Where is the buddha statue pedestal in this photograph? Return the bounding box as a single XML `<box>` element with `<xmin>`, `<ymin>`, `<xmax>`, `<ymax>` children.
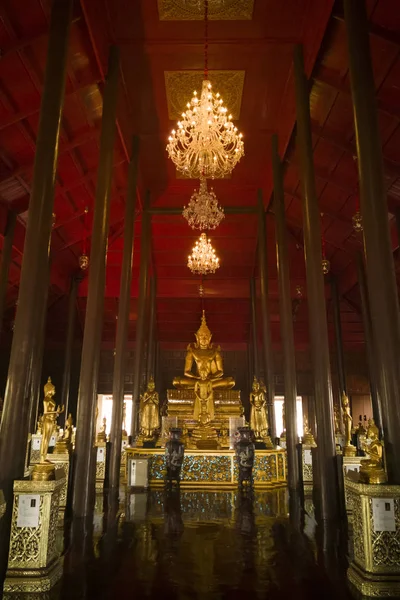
<box><xmin>345</xmin><ymin>478</ymin><xmax>400</xmax><ymax>597</ymax></box>
<box><xmin>95</xmin><ymin>442</ymin><xmax>107</xmax><ymax>491</ymax></box>
<box><xmin>46</xmin><ymin>451</ymin><xmax>70</xmax><ymax>518</ymax></box>
<box><xmin>191</xmin><ymin>423</ymin><xmax>219</xmax><ymax>450</ymax></box>
<box><xmin>3</xmin><ymin>477</ymin><xmax>65</xmax><ymax>593</ymax></box>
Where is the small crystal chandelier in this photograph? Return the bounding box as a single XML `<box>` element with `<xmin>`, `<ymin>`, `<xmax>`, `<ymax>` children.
<box><xmin>183</xmin><ymin>177</ymin><xmax>224</xmax><ymax>230</ymax></box>
<box><xmin>79</xmin><ymin>206</ymin><xmax>89</xmax><ymax>271</ymax></box>
<box><xmin>321</xmin><ymin>217</ymin><xmax>330</xmax><ymax>275</ymax></box>
<box><xmin>352</xmin><ymin>210</ymin><xmax>363</xmax><ymax>233</ymax></box>
<box><xmin>166</xmin><ymin>0</ymin><xmax>244</xmax><ymax>179</ymax></box>
<box><xmin>188</xmin><ymin>233</ymin><xmax>220</xmax><ymax>275</ymax></box>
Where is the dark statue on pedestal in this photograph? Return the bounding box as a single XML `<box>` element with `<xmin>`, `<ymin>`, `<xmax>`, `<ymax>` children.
<box><xmin>235</xmin><ymin>427</ymin><xmax>255</xmax><ymax>487</ymax></box>
<box><xmin>165</xmin><ymin>428</ymin><xmax>185</xmax><ymax>485</ymax></box>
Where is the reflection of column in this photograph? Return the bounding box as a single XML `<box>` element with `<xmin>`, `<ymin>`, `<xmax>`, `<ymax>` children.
<box><xmin>146</xmin><ymin>275</ymin><xmax>157</xmax><ymax>382</ymax></box>
<box><xmin>131</xmin><ymin>192</ymin><xmax>151</xmax><ymax>437</ymax></box>
<box><xmin>60</xmin><ymin>274</ymin><xmax>81</xmax><ymax>427</ymax></box>
<box><xmin>0</xmin><ymin>0</ymin><xmax>72</xmax><ymax>503</ymax></box>
<box><xmin>344</xmin><ymin>0</ymin><xmax>400</xmax><ymax>483</ymax></box>
<box><xmin>250</xmin><ymin>278</ymin><xmax>259</xmax><ymax>378</ymax></box>
<box><xmin>272</xmin><ymin>134</ymin><xmax>300</xmax><ymax>492</ymax></box>
<box><xmin>294</xmin><ymin>45</ymin><xmax>338</xmax><ymax>520</ymax></box>
<box><xmin>73</xmin><ymin>47</ymin><xmax>120</xmax><ymax>517</ymax></box>
<box><xmin>356</xmin><ymin>253</ymin><xmax>382</xmax><ymax>433</ymax></box>
<box><xmin>0</xmin><ymin>211</ymin><xmax>16</xmax><ymax>336</ymax></box>
<box><xmin>109</xmin><ymin>136</ymin><xmax>139</xmax><ymax>490</ymax></box>
<box><xmin>257</xmin><ymin>191</ymin><xmax>276</xmax><ymax>439</ymax></box>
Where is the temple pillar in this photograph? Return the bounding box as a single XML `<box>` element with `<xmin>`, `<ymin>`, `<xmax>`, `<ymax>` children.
<box><xmin>344</xmin><ymin>0</ymin><xmax>400</xmax><ymax>483</ymax></box>
<box><xmin>146</xmin><ymin>274</ymin><xmax>157</xmax><ymax>382</ymax></box>
<box><xmin>72</xmin><ymin>46</ymin><xmax>120</xmax><ymax>517</ymax></box>
<box><xmin>272</xmin><ymin>134</ymin><xmax>300</xmax><ymax>492</ymax></box>
<box><xmin>250</xmin><ymin>278</ymin><xmax>259</xmax><ymax>378</ymax></box>
<box><xmin>131</xmin><ymin>191</ymin><xmax>151</xmax><ymax>438</ymax></box>
<box><xmin>257</xmin><ymin>190</ymin><xmax>276</xmax><ymax>439</ymax></box>
<box><xmin>0</xmin><ymin>0</ymin><xmax>72</xmax><ymax>494</ymax></box>
<box><xmin>60</xmin><ymin>274</ymin><xmax>80</xmax><ymax>426</ymax></box>
<box><xmin>0</xmin><ymin>211</ymin><xmax>16</xmax><ymax>335</ymax></box>
<box><xmin>293</xmin><ymin>45</ymin><xmax>338</xmax><ymax>520</ymax></box>
<box><xmin>330</xmin><ymin>277</ymin><xmax>347</xmax><ymax>397</ymax></box>
<box><xmin>356</xmin><ymin>253</ymin><xmax>383</xmax><ymax>433</ymax></box>
<box><xmin>109</xmin><ymin>136</ymin><xmax>139</xmax><ymax>490</ymax></box>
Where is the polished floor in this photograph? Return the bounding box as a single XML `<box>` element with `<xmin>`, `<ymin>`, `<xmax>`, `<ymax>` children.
<box><xmin>39</xmin><ymin>488</ymin><xmax>364</xmax><ymax>600</ymax></box>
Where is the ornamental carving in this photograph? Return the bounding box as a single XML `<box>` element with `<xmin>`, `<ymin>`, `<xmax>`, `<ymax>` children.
<box><xmin>165</xmin><ymin>70</ymin><xmax>245</xmax><ymax>120</ymax></box>
<box><xmin>352</xmin><ymin>492</ymin><xmax>365</xmax><ymax>567</ymax></box>
<box><xmin>8</xmin><ymin>496</ymin><xmax>43</xmax><ymax>567</ymax></box>
<box><xmin>370</xmin><ymin>498</ymin><xmax>400</xmax><ymax>571</ymax></box>
<box><xmin>158</xmin><ymin>0</ymin><xmax>254</xmax><ymax>20</ymax></box>
<box><xmin>182</xmin><ymin>455</ymin><xmax>231</xmax><ymax>482</ymax></box>
<box><xmin>46</xmin><ymin>489</ymin><xmax>61</xmax><ymax>564</ymax></box>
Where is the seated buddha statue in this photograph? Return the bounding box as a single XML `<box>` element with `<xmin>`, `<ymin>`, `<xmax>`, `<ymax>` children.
<box><xmin>173</xmin><ymin>311</ymin><xmax>235</xmax><ymax>390</ymax></box>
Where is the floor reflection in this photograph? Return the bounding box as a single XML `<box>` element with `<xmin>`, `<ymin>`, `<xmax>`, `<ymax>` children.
<box><xmin>53</xmin><ymin>488</ymin><xmax>357</xmax><ymax>599</ymax></box>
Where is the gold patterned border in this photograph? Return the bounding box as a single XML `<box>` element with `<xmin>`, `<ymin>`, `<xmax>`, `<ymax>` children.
<box><xmin>164</xmin><ymin>70</ymin><xmax>245</xmax><ymax>120</ymax></box>
<box><xmin>158</xmin><ymin>0</ymin><xmax>254</xmax><ymax>21</ymax></box>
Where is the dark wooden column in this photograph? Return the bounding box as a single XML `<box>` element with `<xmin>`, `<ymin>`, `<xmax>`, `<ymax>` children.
<box><xmin>72</xmin><ymin>47</ymin><xmax>120</xmax><ymax>517</ymax></box>
<box><xmin>27</xmin><ymin>255</ymin><xmax>52</xmax><ymax>434</ymax></box>
<box><xmin>0</xmin><ymin>211</ymin><xmax>16</xmax><ymax>335</ymax></box>
<box><xmin>293</xmin><ymin>45</ymin><xmax>338</xmax><ymax>521</ymax></box>
<box><xmin>60</xmin><ymin>274</ymin><xmax>80</xmax><ymax>426</ymax></box>
<box><xmin>146</xmin><ymin>274</ymin><xmax>157</xmax><ymax>382</ymax></box>
<box><xmin>357</xmin><ymin>253</ymin><xmax>383</xmax><ymax>433</ymax></box>
<box><xmin>131</xmin><ymin>192</ymin><xmax>151</xmax><ymax>438</ymax></box>
<box><xmin>257</xmin><ymin>190</ymin><xmax>276</xmax><ymax>439</ymax></box>
<box><xmin>344</xmin><ymin>0</ymin><xmax>400</xmax><ymax>483</ymax></box>
<box><xmin>109</xmin><ymin>136</ymin><xmax>139</xmax><ymax>490</ymax></box>
<box><xmin>0</xmin><ymin>0</ymin><xmax>72</xmax><ymax>495</ymax></box>
<box><xmin>250</xmin><ymin>278</ymin><xmax>259</xmax><ymax>378</ymax></box>
<box><xmin>330</xmin><ymin>277</ymin><xmax>347</xmax><ymax>396</ymax></box>
<box><xmin>272</xmin><ymin>134</ymin><xmax>300</xmax><ymax>492</ymax></box>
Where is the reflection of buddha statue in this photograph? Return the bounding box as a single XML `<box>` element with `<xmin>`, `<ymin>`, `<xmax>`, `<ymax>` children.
<box><xmin>173</xmin><ymin>311</ymin><xmax>235</xmax><ymax>390</ymax></box>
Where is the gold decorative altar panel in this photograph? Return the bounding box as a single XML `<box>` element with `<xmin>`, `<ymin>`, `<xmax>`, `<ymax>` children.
<box><xmin>127</xmin><ymin>448</ymin><xmax>287</xmax><ymax>488</ymax></box>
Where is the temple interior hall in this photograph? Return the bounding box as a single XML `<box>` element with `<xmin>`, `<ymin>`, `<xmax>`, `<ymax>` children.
<box><xmin>1</xmin><ymin>0</ymin><xmax>400</xmax><ymax>598</ymax></box>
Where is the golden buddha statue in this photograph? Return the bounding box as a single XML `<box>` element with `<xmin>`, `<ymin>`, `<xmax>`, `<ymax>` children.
<box><xmin>139</xmin><ymin>377</ymin><xmax>160</xmax><ymax>440</ymax></box>
<box><xmin>302</xmin><ymin>416</ymin><xmax>316</xmax><ymax>447</ymax></box>
<box><xmin>122</xmin><ymin>402</ymin><xmax>128</xmax><ymax>437</ymax></box>
<box><xmin>33</xmin><ymin>377</ymin><xmax>64</xmax><ymax>480</ymax></box>
<box><xmin>250</xmin><ymin>377</ymin><xmax>273</xmax><ymax>448</ymax></box>
<box><xmin>342</xmin><ymin>391</ymin><xmax>357</xmax><ymax>457</ymax></box>
<box><xmin>65</xmin><ymin>413</ymin><xmax>73</xmax><ymax>445</ymax></box>
<box><xmin>97</xmin><ymin>417</ymin><xmax>107</xmax><ymax>443</ymax></box>
<box><xmin>334</xmin><ymin>404</ymin><xmax>342</xmax><ymax>435</ymax></box>
<box><xmin>193</xmin><ymin>368</ymin><xmax>215</xmax><ymax>425</ymax></box>
<box><xmin>360</xmin><ymin>423</ymin><xmax>387</xmax><ymax>484</ymax></box>
<box><xmin>173</xmin><ymin>311</ymin><xmax>235</xmax><ymax>390</ymax></box>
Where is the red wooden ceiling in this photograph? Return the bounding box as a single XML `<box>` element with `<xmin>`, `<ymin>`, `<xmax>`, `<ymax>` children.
<box><xmin>0</xmin><ymin>0</ymin><xmax>399</xmax><ymax>351</ymax></box>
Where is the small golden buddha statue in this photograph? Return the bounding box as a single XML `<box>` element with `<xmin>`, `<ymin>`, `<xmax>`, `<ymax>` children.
<box><xmin>302</xmin><ymin>416</ymin><xmax>316</xmax><ymax>447</ymax></box>
<box><xmin>219</xmin><ymin>427</ymin><xmax>230</xmax><ymax>449</ymax></box>
<box><xmin>64</xmin><ymin>413</ymin><xmax>73</xmax><ymax>444</ymax></box>
<box><xmin>32</xmin><ymin>377</ymin><xmax>64</xmax><ymax>480</ymax></box>
<box><xmin>36</xmin><ymin>414</ymin><xmax>44</xmax><ymax>435</ymax></box>
<box><xmin>193</xmin><ymin>368</ymin><xmax>215</xmax><ymax>425</ymax></box>
<box><xmin>334</xmin><ymin>404</ymin><xmax>342</xmax><ymax>435</ymax></box>
<box><xmin>122</xmin><ymin>402</ymin><xmax>128</xmax><ymax>437</ymax></box>
<box><xmin>173</xmin><ymin>311</ymin><xmax>235</xmax><ymax>390</ymax></box>
<box><xmin>342</xmin><ymin>392</ymin><xmax>357</xmax><ymax>457</ymax></box>
<box><xmin>250</xmin><ymin>377</ymin><xmax>273</xmax><ymax>448</ymax></box>
<box><xmin>139</xmin><ymin>377</ymin><xmax>160</xmax><ymax>440</ymax></box>
<box><xmin>280</xmin><ymin>402</ymin><xmax>286</xmax><ymax>441</ymax></box>
<box><xmin>97</xmin><ymin>417</ymin><xmax>107</xmax><ymax>443</ymax></box>
<box><xmin>360</xmin><ymin>424</ymin><xmax>387</xmax><ymax>484</ymax></box>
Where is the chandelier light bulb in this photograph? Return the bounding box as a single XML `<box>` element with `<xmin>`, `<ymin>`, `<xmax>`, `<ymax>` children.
<box><xmin>352</xmin><ymin>210</ymin><xmax>363</xmax><ymax>233</ymax></box>
<box><xmin>188</xmin><ymin>232</ymin><xmax>220</xmax><ymax>276</ymax></box>
<box><xmin>183</xmin><ymin>177</ymin><xmax>224</xmax><ymax>230</ymax></box>
<box><xmin>167</xmin><ymin>80</ymin><xmax>244</xmax><ymax>179</ymax></box>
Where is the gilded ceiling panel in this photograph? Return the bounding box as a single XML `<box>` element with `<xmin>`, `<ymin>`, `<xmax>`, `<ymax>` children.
<box><xmin>158</xmin><ymin>0</ymin><xmax>254</xmax><ymax>20</ymax></box>
<box><xmin>164</xmin><ymin>70</ymin><xmax>245</xmax><ymax>120</ymax></box>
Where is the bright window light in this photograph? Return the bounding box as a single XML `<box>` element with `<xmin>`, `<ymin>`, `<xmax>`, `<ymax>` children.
<box><xmin>274</xmin><ymin>396</ymin><xmax>303</xmax><ymax>438</ymax></box>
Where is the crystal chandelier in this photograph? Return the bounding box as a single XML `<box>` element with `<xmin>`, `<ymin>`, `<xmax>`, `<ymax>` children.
<box><xmin>188</xmin><ymin>233</ymin><xmax>220</xmax><ymax>275</ymax></box>
<box><xmin>183</xmin><ymin>177</ymin><xmax>224</xmax><ymax>230</ymax></box>
<box><xmin>166</xmin><ymin>0</ymin><xmax>244</xmax><ymax>179</ymax></box>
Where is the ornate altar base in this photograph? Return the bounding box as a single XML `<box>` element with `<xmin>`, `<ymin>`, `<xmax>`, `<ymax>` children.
<box><xmin>127</xmin><ymin>448</ymin><xmax>287</xmax><ymax>488</ymax></box>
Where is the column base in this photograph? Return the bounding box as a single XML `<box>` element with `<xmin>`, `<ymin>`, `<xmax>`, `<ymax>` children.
<box><xmin>3</xmin><ymin>558</ymin><xmax>63</xmax><ymax>594</ymax></box>
<box><xmin>348</xmin><ymin>561</ymin><xmax>400</xmax><ymax>597</ymax></box>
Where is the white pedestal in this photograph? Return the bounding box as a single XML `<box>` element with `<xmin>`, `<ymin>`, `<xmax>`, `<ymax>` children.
<box><xmin>302</xmin><ymin>445</ymin><xmax>314</xmax><ymax>489</ymax></box>
<box><xmin>127</xmin><ymin>456</ymin><xmax>149</xmax><ymax>488</ymax></box>
<box><xmin>95</xmin><ymin>442</ymin><xmax>107</xmax><ymax>491</ymax></box>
